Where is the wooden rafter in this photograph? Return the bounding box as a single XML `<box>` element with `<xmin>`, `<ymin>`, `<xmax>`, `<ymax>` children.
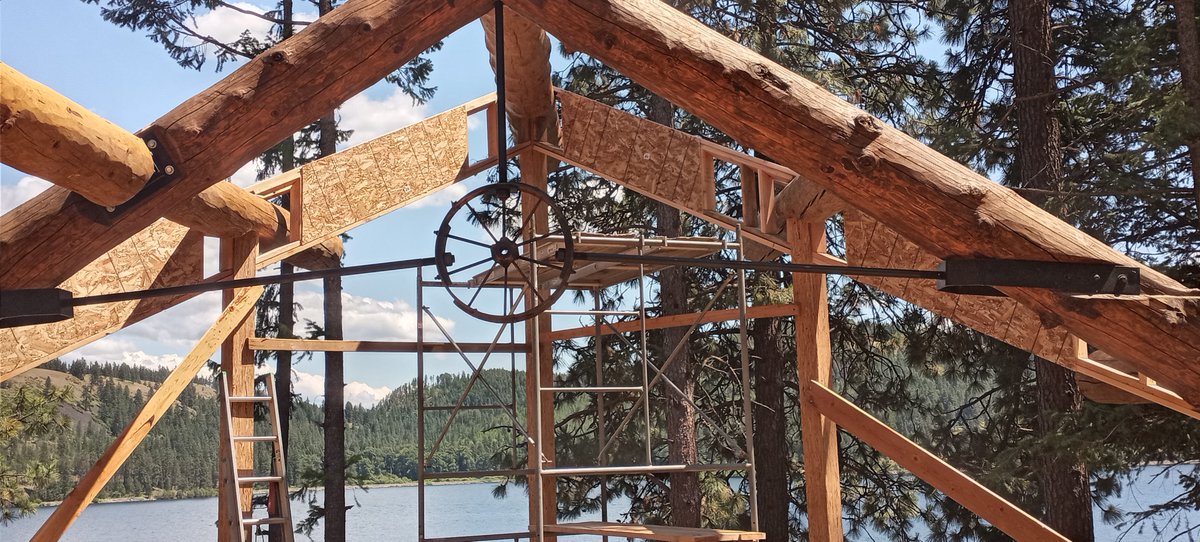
<box><xmin>29</xmin><ymin>286</ymin><xmax>263</xmax><ymax>542</ymax></box>
<box><xmin>505</xmin><ymin>0</ymin><xmax>1200</xmax><ymax>404</ymax></box>
<box><xmin>0</xmin><ymin>0</ymin><xmax>492</xmax><ymax>290</ymax></box>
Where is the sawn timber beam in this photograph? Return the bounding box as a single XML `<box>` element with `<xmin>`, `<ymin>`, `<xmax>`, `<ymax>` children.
<box><xmin>0</xmin><ymin>0</ymin><xmax>492</xmax><ymax>290</ymax></box>
<box><xmin>505</xmin><ymin>0</ymin><xmax>1200</xmax><ymax>405</ymax></box>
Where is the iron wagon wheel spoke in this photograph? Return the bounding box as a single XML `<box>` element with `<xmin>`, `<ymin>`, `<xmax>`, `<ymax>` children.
<box><xmin>466</xmin><ymin>264</ymin><xmax>499</xmax><ymax>308</ymax></box>
<box><xmin>509</xmin><ymin>263</ymin><xmax>545</xmax><ymax>304</ymax></box>
<box><xmin>445</xmin><ymin>233</ymin><xmax>492</xmax><ymax>250</ymax></box>
<box><xmin>517</xmin><ymin>254</ymin><xmax>563</xmax><ymax>271</ymax></box>
<box><xmin>464</xmin><ymin>201</ymin><xmax>501</xmax><ymax>244</ymax></box>
<box><xmin>446</xmin><ymin>256</ymin><xmax>493</xmax><ymax>277</ymax></box>
<box><xmin>516</xmin><ymin>229</ymin><xmax>563</xmax><ymax>248</ymax></box>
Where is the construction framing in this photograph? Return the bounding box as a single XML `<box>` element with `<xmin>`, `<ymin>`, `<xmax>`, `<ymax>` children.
<box><xmin>2</xmin><ymin>1</ymin><xmax>1197</xmax><ymax>541</ymax></box>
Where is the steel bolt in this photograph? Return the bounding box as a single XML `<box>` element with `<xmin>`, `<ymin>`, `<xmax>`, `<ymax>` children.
<box><xmin>164</xmin><ymin>165</ymin><xmax>176</xmax><ymax>175</ymax></box>
<box><xmin>106</xmin><ymin>206</ymin><xmax>116</xmax><ymax>212</ymax></box>
<box><xmin>146</xmin><ymin>139</ymin><xmax>158</xmax><ymax>150</ymax></box>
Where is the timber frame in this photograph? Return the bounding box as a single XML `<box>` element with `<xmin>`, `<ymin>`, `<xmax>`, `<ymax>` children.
<box><xmin>2</xmin><ymin>1</ymin><xmax>1197</xmax><ymax>541</ymax></box>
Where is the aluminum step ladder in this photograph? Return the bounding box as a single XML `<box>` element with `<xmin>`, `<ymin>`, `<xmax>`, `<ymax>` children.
<box><xmin>219</xmin><ymin>372</ymin><xmax>295</xmax><ymax>542</ymax></box>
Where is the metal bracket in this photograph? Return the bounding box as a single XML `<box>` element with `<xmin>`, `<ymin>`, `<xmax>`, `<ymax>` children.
<box><xmin>78</xmin><ymin>127</ymin><xmax>183</xmax><ymax>225</ymax></box>
<box><xmin>938</xmin><ymin>258</ymin><xmax>1140</xmax><ymax>296</ymax></box>
<box><xmin>0</xmin><ymin>288</ymin><xmax>73</xmax><ymax>328</ymax></box>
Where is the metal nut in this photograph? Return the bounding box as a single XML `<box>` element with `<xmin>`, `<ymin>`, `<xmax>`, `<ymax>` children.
<box><xmin>164</xmin><ymin>165</ymin><xmax>176</xmax><ymax>175</ymax></box>
<box><xmin>146</xmin><ymin>139</ymin><xmax>158</xmax><ymax>150</ymax></box>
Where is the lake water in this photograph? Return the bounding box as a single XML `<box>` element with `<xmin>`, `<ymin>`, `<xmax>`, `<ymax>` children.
<box><xmin>3</xmin><ymin>469</ymin><xmax>1197</xmax><ymax>541</ymax></box>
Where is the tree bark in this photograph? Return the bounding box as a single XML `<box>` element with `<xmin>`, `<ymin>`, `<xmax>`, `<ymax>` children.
<box><xmin>322</xmin><ymin>274</ymin><xmax>346</xmax><ymax>542</ymax></box>
<box><xmin>645</xmin><ymin>94</ymin><xmax>702</xmax><ymax>528</ymax></box>
<box><xmin>1009</xmin><ymin>0</ymin><xmax>1095</xmax><ymax>538</ymax></box>
<box><xmin>749</xmin><ymin>273</ymin><xmax>790</xmax><ymax>541</ymax></box>
<box><xmin>1172</xmin><ymin>0</ymin><xmax>1200</xmax><ymax>229</ymax></box>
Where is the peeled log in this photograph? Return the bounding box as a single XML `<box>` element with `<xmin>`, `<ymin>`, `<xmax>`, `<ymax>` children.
<box><xmin>0</xmin><ymin>62</ymin><xmax>155</xmax><ymax>207</ymax></box>
<box><xmin>0</xmin><ymin>0</ymin><xmax>491</xmax><ymax>290</ymax></box>
<box><xmin>482</xmin><ymin>8</ymin><xmax>557</xmax><ymax>143</ymax></box>
<box><xmin>505</xmin><ymin>0</ymin><xmax>1200</xmax><ymax>404</ymax></box>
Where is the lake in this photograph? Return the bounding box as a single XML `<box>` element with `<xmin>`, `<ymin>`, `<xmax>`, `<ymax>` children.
<box><xmin>3</xmin><ymin>469</ymin><xmax>1197</xmax><ymax>541</ymax></box>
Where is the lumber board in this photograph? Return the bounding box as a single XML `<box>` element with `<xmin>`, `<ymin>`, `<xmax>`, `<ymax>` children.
<box><xmin>504</xmin><ymin>0</ymin><xmax>1200</xmax><ymax>404</ymax></box>
<box><xmin>0</xmin><ymin>62</ymin><xmax>155</xmax><ymax>207</ymax></box>
<box><xmin>544</xmin><ymin>521</ymin><xmax>764</xmax><ymax>541</ymax></box>
<box><xmin>549</xmin><ymin>303</ymin><xmax>795</xmax><ymax>341</ymax></box>
<box><xmin>0</xmin><ymin>101</ymin><xmax>474</xmax><ymax>382</ymax></box>
<box><xmin>0</xmin><ymin>0</ymin><xmax>491</xmax><ymax>290</ymax></box>
<box><xmin>555</xmin><ymin>91</ymin><xmax>713</xmax><ymax>215</ymax></box>
<box><xmin>247</xmin><ymin>338</ymin><xmax>531</xmax><ymax>353</ymax></box>
<box><xmin>804</xmin><ymin>380</ymin><xmax>1069</xmax><ymax>542</ymax></box>
<box><xmin>29</xmin><ymin>286</ymin><xmax>262</xmax><ymax>542</ymax></box>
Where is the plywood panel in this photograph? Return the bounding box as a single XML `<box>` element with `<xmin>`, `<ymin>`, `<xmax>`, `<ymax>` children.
<box><xmin>556</xmin><ymin>90</ymin><xmax>713</xmax><ymax>215</ymax></box>
<box><xmin>844</xmin><ymin>209</ymin><xmax>1074</xmax><ymax>365</ymax></box>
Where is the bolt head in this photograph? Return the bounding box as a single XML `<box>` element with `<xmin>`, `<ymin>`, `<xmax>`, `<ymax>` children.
<box><xmin>164</xmin><ymin>165</ymin><xmax>176</xmax><ymax>175</ymax></box>
<box><xmin>146</xmin><ymin>139</ymin><xmax>158</xmax><ymax>150</ymax></box>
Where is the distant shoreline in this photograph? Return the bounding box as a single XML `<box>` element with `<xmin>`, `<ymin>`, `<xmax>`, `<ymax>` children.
<box><xmin>37</xmin><ymin>478</ymin><xmax>503</xmax><ymax>508</ymax></box>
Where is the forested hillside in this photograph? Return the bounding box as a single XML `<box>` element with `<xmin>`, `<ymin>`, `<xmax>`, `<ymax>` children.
<box><xmin>1</xmin><ymin>360</ymin><xmax>526</xmax><ymax>505</ymax></box>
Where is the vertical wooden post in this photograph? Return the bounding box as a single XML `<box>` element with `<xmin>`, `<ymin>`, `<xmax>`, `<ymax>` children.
<box><xmin>219</xmin><ymin>234</ymin><xmax>259</xmax><ymax>541</ymax></box>
<box><xmin>788</xmin><ymin>219</ymin><xmax>844</xmax><ymax>542</ymax></box>
<box><xmin>521</xmin><ymin>148</ymin><xmax>557</xmax><ymax>540</ymax></box>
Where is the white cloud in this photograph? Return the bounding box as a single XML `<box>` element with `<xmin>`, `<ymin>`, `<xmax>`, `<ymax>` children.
<box><xmin>293</xmin><ymin>289</ymin><xmax>451</xmax><ymax>341</ymax></box>
<box><xmin>339</xmin><ymin>89</ymin><xmax>429</xmax><ymax>147</ymax></box>
<box><xmin>70</xmin><ymin>338</ymin><xmax>185</xmax><ymax>371</ymax></box>
<box><xmin>230</xmin><ymin>161</ymin><xmax>260</xmax><ymax>188</ymax></box>
<box><xmin>1</xmin><ymin>175</ymin><xmax>52</xmax><ymax>213</ymax></box>
<box><xmin>406</xmin><ymin>182</ymin><xmax>468</xmax><ymax>209</ymax></box>
<box><xmin>122</xmin><ymin>293</ymin><xmax>223</xmax><ymax>349</ymax></box>
<box><xmin>286</xmin><ymin>370</ymin><xmax>391</xmax><ymax>407</ymax></box>
<box><xmin>192</xmin><ymin>3</ymin><xmax>274</xmax><ymax>48</ymax></box>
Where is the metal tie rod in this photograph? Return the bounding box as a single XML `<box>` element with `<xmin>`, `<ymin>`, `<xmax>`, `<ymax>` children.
<box><xmin>562</xmin><ymin>250</ymin><xmax>940</xmax><ymax>280</ymax></box>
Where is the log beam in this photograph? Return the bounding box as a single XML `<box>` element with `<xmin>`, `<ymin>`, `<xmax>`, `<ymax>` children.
<box><xmin>0</xmin><ymin>63</ymin><xmax>155</xmax><ymax>207</ymax></box>
<box><xmin>0</xmin><ymin>0</ymin><xmax>490</xmax><ymax>290</ymax></box>
<box><xmin>505</xmin><ymin>0</ymin><xmax>1200</xmax><ymax>403</ymax></box>
<box><xmin>29</xmin><ymin>286</ymin><xmax>262</xmax><ymax>542</ymax></box>
<box><xmin>483</xmin><ymin>7</ymin><xmax>557</xmax><ymax>143</ymax></box>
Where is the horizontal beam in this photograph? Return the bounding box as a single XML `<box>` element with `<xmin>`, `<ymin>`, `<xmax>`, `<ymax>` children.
<box><xmin>247</xmin><ymin>338</ymin><xmax>530</xmax><ymax>353</ymax></box>
<box><xmin>803</xmin><ymin>380</ymin><xmax>1068</xmax><ymax>542</ymax></box>
<box><xmin>0</xmin><ymin>63</ymin><xmax>155</xmax><ymax>207</ymax></box>
<box><xmin>0</xmin><ymin>0</ymin><xmax>491</xmax><ymax>290</ymax></box>
<box><xmin>549</xmin><ymin>303</ymin><xmax>795</xmax><ymax>341</ymax></box>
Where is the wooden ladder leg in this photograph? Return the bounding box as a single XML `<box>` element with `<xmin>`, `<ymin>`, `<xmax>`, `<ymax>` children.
<box><xmin>219</xmin><ymin>373</ymin><xmax>248</xmax><ymax>542</ymax></box>
<box><xmin>265</xmin><ymin>374</ymin><xmax>296</xmax><ymax>542</ymax></box>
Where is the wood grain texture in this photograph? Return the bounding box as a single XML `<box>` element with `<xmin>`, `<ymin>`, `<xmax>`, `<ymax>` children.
<box><xmin>166</xmin><ymin>181</ymin><xmax>289</xmax><ymax>242</ymax></box>
<box><xmin>0</xmin><ymin>219</ymin><xmax>202</xmax><ymax>381</ymax></box>
<box><xmin>29</xmin><ymin>286</ymin><xmax>262</xmax><ymax>542</ymax></box>
<box><xmin>805</xmin><ymin>380</ymin><xmax>1069</xmax><ymax>542</ymax></box>
<box><xmin>0</xmin><ymin>62</ymin><xmax>155</xmax><ymax>207</ymax></box>
<box><xmin>0</xmin><ymin>0</ymin><xmax>490</xmax><ymax>290</ymax></box>
<box><xmin>556</xmin><ymin>90</ymin><xmax>713</xmax><ymax>214</ymax></box>
<box><xmin>505</xmin><ymin>0</ymin><xmax>1200</xmax><ymax>403</ymax></box>
<box><xmin>482</xmin><ymin>8</ymin><xmax>558</xmax><ymax>143</ymax></box>
<box><xmin>219</xmin><ymin>235</ymin><xmax>258</xmax><ymax>538</ymax></box>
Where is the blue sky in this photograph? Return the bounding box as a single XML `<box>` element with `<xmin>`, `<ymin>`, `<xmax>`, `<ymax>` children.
<box><xmin>1</xmin><ymin>1</ymin><xmax>578</xmax><ymax>406</ymax></box>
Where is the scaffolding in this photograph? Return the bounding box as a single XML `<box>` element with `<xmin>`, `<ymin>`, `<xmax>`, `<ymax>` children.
<box><xmin>413</xmin><ymin>232</ymin><xmax>762</xmax><ymax>542</ymax></box>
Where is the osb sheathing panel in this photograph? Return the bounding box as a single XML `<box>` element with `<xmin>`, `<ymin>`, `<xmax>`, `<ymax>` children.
<box><xmin>1</xmin><ymin>108</ymin><xmax>472</xmax><ymax>381</ymax></box>
<box><xmin>557</xmin><ymin>91</ymin><xmax>713</xmax><ymax>214</ymax></box>
<box><xmin>0</xmin><ymin>219</ymin><xmax>203</xmax><ymax>380</ymax></box>
<box><xmin>844</xmin><ymin>209</ymin><xmax>1077</xmax><ymax>364</ymax></box>
<box><xmin>298</xmin><ymin>106</ymin><xmax>470</xmax><ymax>248</ymax></box>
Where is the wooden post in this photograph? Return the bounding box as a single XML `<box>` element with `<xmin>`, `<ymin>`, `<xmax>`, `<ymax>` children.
<box><xmin>218</xmin><ymin>234</ymin><xmax>259</xmax><ymax>541</ymax></box>
<box><xmin>0</xmin><ymin>62</ymin><xmax>156</xmax><ymax>206</ymax></box>
<box><xmin>29</xmin><ymin>287</ymin><xmax>261</xmax><ymax>542</ymax></box>
<box><xmin>789</xmin><ymin>219</ymin><xmax>843</xmax><ymax>542</ymax></box>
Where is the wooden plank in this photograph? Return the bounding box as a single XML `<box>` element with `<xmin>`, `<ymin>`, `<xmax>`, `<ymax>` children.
<box><xmin>804</xmin><ymin>380</ymin><xmax>1070</xmax><ymax>542</ymax></box>
<box><xmin>789</xmin><ymin>220</ymin><xmax>843</xmax><ymax>542</ymax></box>
<box><xmin>0</xmin><ymin>62</ymin><xmax>155</xmax><ymax>206</ymax></box>
<box><xmin>505</xmin><ymin>0</ymin><xmax>1200</xmax><ymax>405</ymax></box>
<box><xmin>248</xmin><ymin>338</ymin><xmax>531</xmax><ymax>353</ymax></box>
<box><xmin>0</xmin><ymin>0</ymin><xmax>491</xmax><ymax>291</ymax></box>
<box><xmin>219</xmin><ymin>235</ymin><xmax>258</xmax><ymax>541</ymax></box>
<box><xmin>29</xmin><ymin>286</ymin><xmax>262</xmax><ymax>542</ymax></box>
<box><xmin>549</xmin><ymin>304</ymin><xmax>795</xmax><ymax>341</ymax></box>
<box><xmin>544</xmin><ymin>521</ymin><xmax>764</xmax><ymax>541</ymax></box>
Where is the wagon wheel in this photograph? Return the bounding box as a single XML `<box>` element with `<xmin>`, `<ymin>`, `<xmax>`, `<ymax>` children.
<box><xmin>434</xmin><ymin>183</ymin><xmax>574</xmax><ymax>323</ymax></box>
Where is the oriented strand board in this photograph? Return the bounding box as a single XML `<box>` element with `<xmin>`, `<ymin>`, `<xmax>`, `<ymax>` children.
<box><xmin>556</xmin><ymin>91</ymin><xmax>713</xmax><ymax>214</ymax></box>
<box><xmin>844</xmin><ymin>209</ymin><xmax>1073</xmax><ymax>364</ymax></box>
<box><xmin>0</xmin><ymin>220</ymin><xmax>203</xmax><ymax>380</ymax></box>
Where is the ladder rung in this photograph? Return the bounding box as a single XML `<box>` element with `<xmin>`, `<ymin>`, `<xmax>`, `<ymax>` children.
<box><xmin>543</xmin><ymin>386</ymin><xmax>643</xmax><ymax>393</ymax></box>
<box><xmin>233</xmin><ymin>435</ymin><xmax>277</xmax><ymax>442</ymax></box>
<box><xmin>242</xmin><ymin>517</ymin><xmax>288</xmax><ymax>526</ymax></box>
<box><xmin>228</xmin><ymin>396</ymin><xmax>270</xmax><ymax>402</ymax></box>
<box><xmin>239</xmin><ymin>475</ymin><xmax>284</xmax><ymax>484</ymax></box>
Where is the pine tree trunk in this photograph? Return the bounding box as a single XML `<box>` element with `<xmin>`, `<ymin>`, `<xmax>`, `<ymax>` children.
<box><xmin>748</xmin><ymin>272</ymin><xmax>789</xmax><ymax>541</ymax></box>
<box><xmin>647</xmin><ymin>94</ymin><xmax>701</xmax><ymax>527</ymax></box>
<box><xmin>1171</xmin><ymin>0</ymin><xmax>1200</xmax><ymax>229</ymax></box>
<box><xmin>1009</xmin><ymin>0</ymin><xmax>1094</xmax><ymax>538</ymax></box>
<box><xmin>322</xmin><ymin>274</ymin><xmax>346</xmax><ymax>542</ymax></box>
